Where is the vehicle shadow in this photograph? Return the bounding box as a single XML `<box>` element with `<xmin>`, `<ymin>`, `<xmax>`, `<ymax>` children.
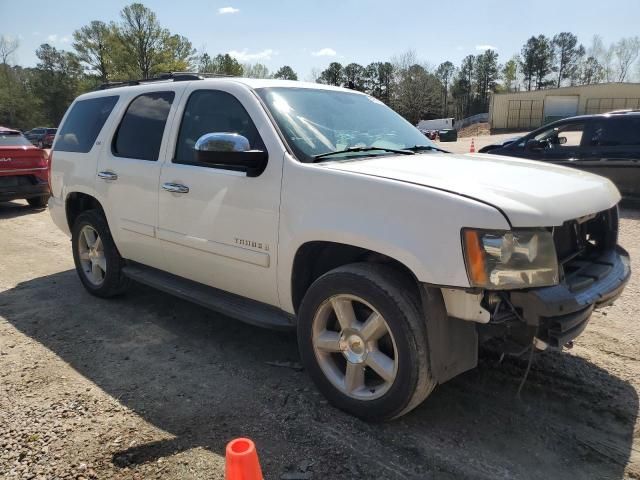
<box><xmin>620</xmin><ymin>206</ymin><xmax>640</xmax><ymax>219</ymax></box>
<box><xmin>1</xmin><ymin>270</ymin><xmax>637</xmax><ymax>479</ymax></box>
<box><xmin>0</xmin><ymin>200</ymin><xmax>44</xmax><ymax>219</ymax></box>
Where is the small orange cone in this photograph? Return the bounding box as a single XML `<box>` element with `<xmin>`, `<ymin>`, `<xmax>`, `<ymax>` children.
<box><xmin>225</xmin><ymin>438</ymin><xmax>263</xmax><ymax>480</ymax></box>
<box><xmin>469</xmin><ymin>138</ymin><xmax>476</xmax><ymax>153</ymax></box>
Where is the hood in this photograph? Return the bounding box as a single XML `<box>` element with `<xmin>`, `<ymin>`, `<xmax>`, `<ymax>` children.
<box><xmin>323</xmin><ymin>152</ymin><xmax>620</xmax><ymax>227</ymax></box>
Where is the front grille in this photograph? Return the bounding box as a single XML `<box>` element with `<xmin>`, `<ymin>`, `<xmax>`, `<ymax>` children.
<box><xmin>553</xmin><ymin>207</ymin><xmax>618</xmax><ymax>265</ymax></box>
<box><xmin>553</xmin><ymin>206</ymin><xmax>619</xmax><ymax>288</ymax></box>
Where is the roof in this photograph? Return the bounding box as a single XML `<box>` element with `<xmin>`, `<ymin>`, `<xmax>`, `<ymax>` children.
<box><xmin>0</xmin><ymin>126</ymin><xmax>20</xmax><ymax>134</ymax></box>
<box><xmin>536</xmin><ymin>110</ymin><xmax>640</xmax><ymax>127</ymax></box>
<box><xmin>77</xmin><ymin>76</ymin><xmax>360</xmax><ymax>101</ymax></box>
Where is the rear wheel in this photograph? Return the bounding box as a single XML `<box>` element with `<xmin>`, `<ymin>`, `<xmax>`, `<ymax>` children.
<box><xmin>297</xmin><ymin>263</ymin><xmax>435</xmax><ymax>421</ymax></box>
<box><xmin>71</xmin><ymin>210</ymin><xmax>130</xmax><ymax>297</ymax></box>
<box><xmin>26</xmin><ymin>195</ymin><xmax>49</xmax><ymax>208</ymax></box>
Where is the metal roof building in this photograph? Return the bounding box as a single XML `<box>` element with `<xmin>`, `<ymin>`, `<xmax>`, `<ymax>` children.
<box><xmin>489</xmin><ymin>82</ymin><xmax>640</xmax><ymax>131</ymax></box>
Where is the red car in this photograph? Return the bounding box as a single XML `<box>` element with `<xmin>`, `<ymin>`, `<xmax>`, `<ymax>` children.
<box><xmin>42</xmin><ymin>128</ymin><xmax>57</xmax><ymax>148</ymax></box>
<box><xmin>0</xmin><ymin>126</ymin><xmax>50</xmax><ymax>208</ymax></box>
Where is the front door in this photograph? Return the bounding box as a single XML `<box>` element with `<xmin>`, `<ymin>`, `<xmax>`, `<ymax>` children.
<box><xmin>95</xmin><ymin>87</ymin><xmax>180</xmax><ymax>270</ymax></box>
<box><xmin>538</xmin><ymin>120</ymin><xmax>586</xmax><ymax>164</ymax></box>
<box><xmin>157</xmin><ymin>84</ymin><xmax>284</xmax><ymax>307</ymax></box>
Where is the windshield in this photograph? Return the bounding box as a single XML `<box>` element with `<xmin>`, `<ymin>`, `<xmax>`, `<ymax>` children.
<box><xmin>256</xmin><ymin>87</ymin><xmax>437</xmax><ymax>162</ymax></box>
<box><xmin>0</xmin><ymin>132</ymin><xmax>32</xmax><ymax>147</ymax></box>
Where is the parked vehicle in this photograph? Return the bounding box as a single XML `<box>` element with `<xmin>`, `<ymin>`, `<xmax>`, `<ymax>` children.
<box><xmin>438</xmin><ymin>128</ymin><xmax>458</xmax><ymax>142</ymax></box>
<box><xmin>420</xmin><ymin>129</ymin><xmax>438</xmax><ymax>140</ymax></box>
<box><xmin>49</xmin><ymin>75</ymin><xmax>630</xmax><ymax>421</ymax></box>
<box><xmin>477</xmin><ymin>136</ymin><xmax>522</xmax><ymax>153</ymax></box>
<box><xmin>0</xmin><ymin>126</ymin><xmax>50</xmax><ymax>208</ymax></box>
<box><xmin>41</xmin><ymin>128</ymin><xmax>57</xmax><ymax>148</ymax></box>
<box><xmin>417</xmin><ymin>117</ymin><xmax>455</xmax><ymax>131</ymax></box>
<box><xmin>25</xmin><ymin>127</ymin><xmax>49</xmax><ymax>147</ymax></box>
<box><xmin>483</xmin><ymin>111</ymin><xmax>640</xmax><ymax>199</ymax></box>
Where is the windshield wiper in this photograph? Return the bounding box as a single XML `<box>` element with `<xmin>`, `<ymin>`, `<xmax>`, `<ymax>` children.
<box><xmin>404</xmin><ymin>144</ymin><xmax>448</xmax><ymax>153</ymax></box>
<box><xmin>312</xmin><ymin>146</ymin><xmax>414</xmax><ymax>162</ymax></box>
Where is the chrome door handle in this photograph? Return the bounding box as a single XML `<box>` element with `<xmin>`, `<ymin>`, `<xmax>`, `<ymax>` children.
<box><xmin>162</xmin><ymin>182</ymin><xmax>189</xmax><ymax>194</ymax></box>
<box><xmin>97</xmin><ymin>171</ymin><xmax>118</xmax><ymax>181</ymax></box>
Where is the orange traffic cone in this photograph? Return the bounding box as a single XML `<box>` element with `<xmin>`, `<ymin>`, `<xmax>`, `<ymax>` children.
<box><xmin>225</xmin><ymin>438</ymin><xmax>263</xmax><ymax>480</ymax></box>
<box><xmin>469</xmin><ymin>138</ymin><xmax>476</xmax><ymax>153</ymax></box>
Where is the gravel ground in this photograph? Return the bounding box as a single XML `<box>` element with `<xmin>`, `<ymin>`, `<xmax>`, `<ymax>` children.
<box><xmin>0</xmin><ymin>200</ymin><xmax>638</xmax><ymax>480</ymax></box>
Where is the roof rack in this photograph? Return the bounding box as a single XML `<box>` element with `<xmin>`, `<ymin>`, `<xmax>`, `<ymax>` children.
<box><xmin>97</xmin><ymin>72</ymin><xmax>236</xmax><ymax>90</ymax></box>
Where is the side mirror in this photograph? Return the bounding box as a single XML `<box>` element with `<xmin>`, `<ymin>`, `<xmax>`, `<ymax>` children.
<box><xmin>557</xmin><ymin>136</ymin><xmax>567</xmax><ymax>145</ymax></box>
<box><xmin>526</xmin><ymin>139</ymin><xmax>543</xmax><ymax>151</ymax></box>
<box><xmin>194</xmin><ymin>133</ymin><xmax>268</xmax><ymax>177</ymax></box>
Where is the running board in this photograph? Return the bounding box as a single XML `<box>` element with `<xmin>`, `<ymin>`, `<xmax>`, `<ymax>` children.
<box><xmin>122</xmin><ymin>262</ymin><xmax>295</xmax><ymax>330</ymax></box>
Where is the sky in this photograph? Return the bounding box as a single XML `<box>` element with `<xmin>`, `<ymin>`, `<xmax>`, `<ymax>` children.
<box><xmin>1</xmin><ymin>0</ymin><xmax>639</xmax><ymax>80</ymax></box>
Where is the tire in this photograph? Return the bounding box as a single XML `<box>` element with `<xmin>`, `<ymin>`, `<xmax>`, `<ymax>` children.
<box><xmin>71</xmin><ymin>209</ymin><xmax>130</xmax><ymax>297</ymax></box>
<box><xmin>37</xmin><ymin>140</ymin><xmax>44</xmax><ymax>149</ymax></box>
<box><xmin>26</xmin><ymin>195</ymin><xmax>49</xmax><ymax>208</ymax></box>
<box><xmin>297</xmin><ymin>263</ymin><xmax>435</xmax><ymax>421</ymax></box>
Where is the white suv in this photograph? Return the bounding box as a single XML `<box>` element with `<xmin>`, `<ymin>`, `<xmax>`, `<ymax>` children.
<box><xmin>49</xmin><ymin>74</ymin><xmax>630</xmax><ymax>420</ymax></box>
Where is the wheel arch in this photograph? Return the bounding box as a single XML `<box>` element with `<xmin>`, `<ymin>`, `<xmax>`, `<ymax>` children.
<box><xmin>65</xmin><ymin>191</ymin><xmax>107</xmax><ymax>231</ymax></box>
<box><xmin>290</xmin><ymin>241</ymin><xmax>421</xmax><ymax>314</ymax></box>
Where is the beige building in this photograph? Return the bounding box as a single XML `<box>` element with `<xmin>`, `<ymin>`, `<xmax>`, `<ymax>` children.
<box><xmin>489</xmin><ymin>83</ymin><xmax>640</xmax><ymax>130</ymax></box>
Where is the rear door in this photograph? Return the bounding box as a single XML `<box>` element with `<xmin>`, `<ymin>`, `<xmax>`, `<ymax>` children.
<box><xmin>95</xmin><ymin>86</ymin><xmax>183</xmax><ymax>270</ymax></box>
<box><xmin>580</xmin><ymin>116</ymin><xmax>640</xmax><ymax>198</ymax></box>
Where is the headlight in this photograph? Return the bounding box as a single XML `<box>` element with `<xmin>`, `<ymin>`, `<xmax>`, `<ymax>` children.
<box><xmin>462</xmin><ymin>228</ymin><xmax>559</xmax><ymax>289</ymax></box>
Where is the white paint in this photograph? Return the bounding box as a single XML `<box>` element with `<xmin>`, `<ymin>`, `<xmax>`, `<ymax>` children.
<box><xmin>441</xmin><ymin>289</ymin><xmax>490</xmax><ymax>323</ymax></box>
<box><xmin>417</xmin><ymin>118</ymin><xmax>455</xmax><ymax>130</ymax></box>
<box><xmin>49</xmin><ymin>78</ymin><xmax>621</xmax><ymax>317</ymax></box>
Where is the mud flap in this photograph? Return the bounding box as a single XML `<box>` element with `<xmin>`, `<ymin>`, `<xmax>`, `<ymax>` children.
<box><xmin>421</xmin><ymin>285</ymin><xmax>478</xmax><ymax>384</ymax></box>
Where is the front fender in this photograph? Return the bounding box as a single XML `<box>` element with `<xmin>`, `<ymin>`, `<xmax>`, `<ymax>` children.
<box><xmin>277</xmin><ymin>158</ymin><xmax>510</xmax><ymax>312</ymax></box>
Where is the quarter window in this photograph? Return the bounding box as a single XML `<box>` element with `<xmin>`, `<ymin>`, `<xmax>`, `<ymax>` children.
<box><xmin>589</xmin><ymin>118</ymin><xmax>640</xmax><ymax>147</ymax></box>
<box><xmin>113</xmin><ymin>91</ymin><xmax>175</xmax><ymax>161</ymax></box>
<box><xmin>174</xmin><ymin>90</ymin><xmax>265</xmax><ymax>165</ymax></box>
<box><xmin>54</xmin><ymin>96</ymin><xmax>118</xmax><ymax>153</ymax></box>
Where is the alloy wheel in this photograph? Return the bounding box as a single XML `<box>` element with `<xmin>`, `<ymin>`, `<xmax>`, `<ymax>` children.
<box><xmin>77</xmin><ymin>225</ymin><xmax>107</xmax><ymax>286</ymax></box>
<box><xmin>312</xmin><ymin>294</ymin><xmax>398</xmax><ymax>400</ymax></box>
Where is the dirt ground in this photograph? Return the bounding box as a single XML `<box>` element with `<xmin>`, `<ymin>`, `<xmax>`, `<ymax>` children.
<box><xmin>435</xmin><ymin>132</ymin><xmax>524</xmax><ymax>155</ymax></box>
<box><xmin>0</xmin><ymin>200</ymin><xmax>638</xmax><ymax>480</ymax></box>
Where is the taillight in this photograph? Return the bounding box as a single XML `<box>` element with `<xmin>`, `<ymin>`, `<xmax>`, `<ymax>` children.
<box><xmin>45</xmin><ymin>150</ymin><xmax>52</xmax><ymax>192</ymax></box>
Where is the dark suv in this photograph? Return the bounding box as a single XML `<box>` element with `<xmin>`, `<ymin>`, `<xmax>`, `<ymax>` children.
<box><xmin>484</xmin><ymin>111</ymin><xmax>640</xmax><ymax>199</ymax></box>
<box><xmin>25</xmin><ymin>127</ymin><xmax>57</xmax><ymax>148</ymax></box>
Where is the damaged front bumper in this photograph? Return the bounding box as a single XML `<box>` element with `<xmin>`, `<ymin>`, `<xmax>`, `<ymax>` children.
<box><xmin>508</xmin><ymin>246</ymin><xmax>630</xmax><ymax>348</ymax></box>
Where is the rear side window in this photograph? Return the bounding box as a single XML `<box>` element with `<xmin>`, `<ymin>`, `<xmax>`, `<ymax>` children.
<box><xmin>0</xmin><ymin>132</ymin><xmax>32</xmax><ymax>147</ymax></box>
<box><xmin>589</xmin><ymin>117</ymin><xmax>640</xmax><ymax>147</ymax></box>
<box><xmin>113</xmin><ymin>91</ymin><xmax>175</xmax><ymax>161</ymax></box>
<box><xmin>55</xmin><ymin>96</ymin><xmax>119</xmax><ymax>153</ymax></box>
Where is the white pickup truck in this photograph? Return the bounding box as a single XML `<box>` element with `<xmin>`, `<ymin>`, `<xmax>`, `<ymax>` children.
<box><xmin>49</xmin><ymin>75</ymin><xmax>630</xmax><ymax>420</ymax></box>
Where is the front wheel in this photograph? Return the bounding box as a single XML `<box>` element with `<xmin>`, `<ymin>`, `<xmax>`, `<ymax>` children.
<box><xmin>71</xmin><ymin>210</ymin><xmax>130</xmax><ymax>297</ymax></box>
<box><xmin>297</xmin><ymin>263</ymin><xmax>435</xmax><ymax>421</ymax></box>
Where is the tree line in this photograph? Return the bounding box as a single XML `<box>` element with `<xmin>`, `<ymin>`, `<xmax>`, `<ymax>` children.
<box><xmin>0</xmin><ymin>2</ymin><xmax>639</xmax><ymax>129</ymax></box>
<box><xmin>314</xmin><ymin>33</ymin><xmax>639</xmax><ymax>124</ymax></box>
